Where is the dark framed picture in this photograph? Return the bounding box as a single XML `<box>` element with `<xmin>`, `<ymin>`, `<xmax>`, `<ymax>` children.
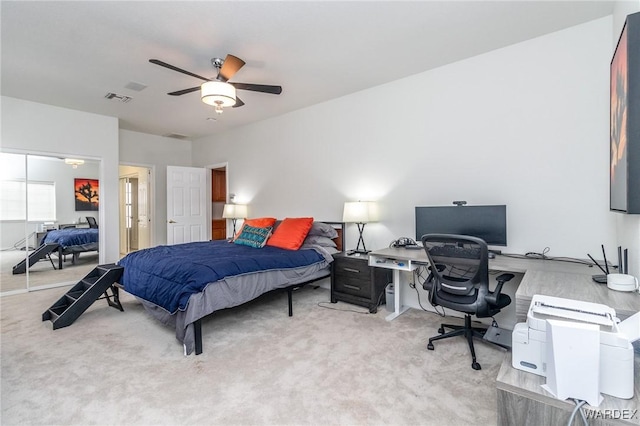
<box><xmin>610</xmin><ymin>12</ymin><xmax>640</xmax><ymax>214</ymax></box>
<box><xmin>74</xmin><ymin>178</ymin><xmax>99</xmax><ymax>211</ymax></box>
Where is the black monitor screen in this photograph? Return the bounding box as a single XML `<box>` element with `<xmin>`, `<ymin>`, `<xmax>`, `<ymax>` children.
<box><xmin>415</xmin><ymin>205</ymin><xmax>507</xmax><ymax>246</ymax></box>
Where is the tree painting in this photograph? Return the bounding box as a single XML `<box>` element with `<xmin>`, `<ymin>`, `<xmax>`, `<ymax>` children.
<box><xmin>74</xmin><ymin>178</ymin><xmax>99</xmax><ymax>211</ymax></box>
<box><xmin>610</xmin><ymin>23</ymin><xmax>628</xmax><ymax>212</ymax></box>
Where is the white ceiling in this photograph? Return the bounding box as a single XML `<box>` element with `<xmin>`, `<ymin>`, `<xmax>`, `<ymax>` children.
<box><xmin>1</xmin><ymin>1</ymin><xmax>616</xmax><ymax>140</ymax></box>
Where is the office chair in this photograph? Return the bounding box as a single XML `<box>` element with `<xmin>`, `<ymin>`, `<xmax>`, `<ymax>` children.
<box><xmin>421</xmin><ymin>234</ymin><xmax>514</xmax><ymax>370</ymax></box>
<box><xmin>86</xmin><ymin>217</ymin><xmax>98</xmax><ymax>228</ymax></box>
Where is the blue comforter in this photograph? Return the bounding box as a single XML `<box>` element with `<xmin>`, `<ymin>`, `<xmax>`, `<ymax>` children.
<box><xmin>43</xmin><ymin>228</ymin><xmax>99</xmax><ymax>248</ymax></box>
<box><xmin>118</xmin><ymin>240</ymin><xmax>325</xmax><ymax>314</ymax></box>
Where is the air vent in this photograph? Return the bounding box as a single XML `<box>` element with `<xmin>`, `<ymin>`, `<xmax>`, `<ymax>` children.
<box><xmin>163</xmin><ymin>133</ymin><xmax>189</xmax><ymax>140</ymax></box>
<box><xmin>104</xmin><ymin>92</ymin><xmax>132</xmax><ymax>103</ymax></box>
<box><xmin>124</xmin><ymin>81</ymin><xmax>147</xmax><ymax>92</ymax></box>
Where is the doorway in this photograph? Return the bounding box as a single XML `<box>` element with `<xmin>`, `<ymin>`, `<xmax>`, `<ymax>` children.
<box><xmin>211</xmin><ymin>166</ymin><xmax>227</xmax><ymax>240</ymax></box>
<box><xmin>119</xmin><ymin>165</ymin><xmax>151</xmax><ymax>256</ymax></box>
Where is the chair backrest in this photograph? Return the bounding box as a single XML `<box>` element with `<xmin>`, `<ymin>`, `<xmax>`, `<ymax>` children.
<box><xmin>86</xmin><ymin>216</ymin><xmax>98</xmax><ymax>228</ymax></box>
<box><xmin>421</xmin><ymin>233</ymin><xmax>489</xmax><ymax>298</ymax></box>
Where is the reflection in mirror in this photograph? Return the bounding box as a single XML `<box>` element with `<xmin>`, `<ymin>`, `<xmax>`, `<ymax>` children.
<box><xmin>0</xmin><ymin>153</ymin><xmax>100</xmax><ymax>294</ymax></box>
<box><xmin>0</xmin><ymin>153</ymin><xmax>28</xmax><ymax>293</ymax></box>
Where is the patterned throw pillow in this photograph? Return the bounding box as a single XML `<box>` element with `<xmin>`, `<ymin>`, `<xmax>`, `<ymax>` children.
<box><xmin>234</xmin><ymin>217</ymin><xmax>277</xmax><ymax>240</ymax></box>
<box><xmin>233</xmin><ymin>225</ymin><xmax>273</xmax><ymax>248</ymax></box>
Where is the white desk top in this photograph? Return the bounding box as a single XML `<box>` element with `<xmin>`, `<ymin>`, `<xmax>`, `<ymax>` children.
<box><xmin>370</xmin><ymin>247</ymin><xmax>596</xmax><ymax>274</ymax></box>
<box><xmin>516</xmin><ymin>269</ymin><xmax>640</xmax><ymax>321</ymax></box>
<box><xmin>369</xmin><ymin>248</ymin><xmax>640</xmax><ymax>320</ymax></box>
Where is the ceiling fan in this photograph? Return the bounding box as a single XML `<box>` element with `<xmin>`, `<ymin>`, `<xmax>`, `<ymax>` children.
<box><xmin>149</xmin><ymin>54</ymin><xmax>282</xmax><ymax>114</ymax></box>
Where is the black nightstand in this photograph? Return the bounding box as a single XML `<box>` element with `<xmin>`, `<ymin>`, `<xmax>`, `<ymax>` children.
<box><xmin>330</xmin><ymin>252</ymin><xmax>391</xmax><ymax>313</ymax></box>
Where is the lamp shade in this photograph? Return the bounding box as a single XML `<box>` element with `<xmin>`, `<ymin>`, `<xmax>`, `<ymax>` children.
<box><xmin>342</xmin><ymin>201</ymin><xmax>378</xmax><ymax>223</ymax></box>
<box><xmin>201</xmin><ymin>81</ymin><xmax>237</xmax><ymax>107</ymax></box>
<box><xmin>222</xmin><ymin>204</ymin><xmax>248</xmax><ymax>219</ymax></box>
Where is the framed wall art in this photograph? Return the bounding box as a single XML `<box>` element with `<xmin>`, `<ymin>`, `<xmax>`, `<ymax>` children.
<box><xmin>610</xmin><ymin>11</ymin><xmax>640</xmax><ymax>214</ymax></box>
<box><xmin>74</xmin><ymin>178</ymin><xmax>99</xmax><ymax>211</ymax></box>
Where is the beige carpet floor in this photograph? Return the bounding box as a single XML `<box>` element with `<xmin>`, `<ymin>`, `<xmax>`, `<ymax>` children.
<box><xmin>1</xmin><ymin>249</ymin><xmax>99</xmax><ymax>293</ymax></box>
<box><xmin>1</xmin><ymin>283</ymin><xmax>506</xmax><ymax>425</ymax></box>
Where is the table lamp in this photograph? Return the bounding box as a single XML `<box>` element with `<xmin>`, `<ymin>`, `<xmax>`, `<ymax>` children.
<box><xmin>343</xmin><ymin>201</ymin><xmax>377</xmax><ymax>255</ymax></box>
<box><xmin>222</xmin><ymin>203</ymin><xmax>248</xmax><ymax>236</ymax></box>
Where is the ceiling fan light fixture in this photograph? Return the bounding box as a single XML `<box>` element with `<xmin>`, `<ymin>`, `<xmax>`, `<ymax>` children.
<box><xmin>201</xmin><ymin>81</ymin><xmax>236</xmax><ymax>111</ymax></box>
<box><xmin>64</xmin><ymin>158</ymin><xmax>84</xmax><ymax>168</ymax></box>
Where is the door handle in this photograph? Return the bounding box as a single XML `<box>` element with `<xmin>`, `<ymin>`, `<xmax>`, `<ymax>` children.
<box><xmin>168</xmin><ymin>220</ymin><xmax>177</xmax><ymax>224</ymax></box>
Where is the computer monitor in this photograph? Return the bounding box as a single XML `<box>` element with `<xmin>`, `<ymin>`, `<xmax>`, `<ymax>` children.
<box><xmin>415</xmin><ymin>205</ymin><xmax>507</xmax><ymax>246</ymax></box>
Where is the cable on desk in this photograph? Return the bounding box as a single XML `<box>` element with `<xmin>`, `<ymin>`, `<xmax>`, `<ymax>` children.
<box><xmin>412</xmin><ymin>266</ymin><xmax>445</xmax><ymax>317</ymax></box>
<box><xmin>375</xmin><ymin>288</ymin><xmax>385</xmax><ymax>308</ymax></box>
<box><xmin>567</xmin><ymin>399</ymin><xmax>587</xmax><ymax>426</ymax></box>
<box><xmin>2</xmin><ymin>232</ymin><xmax>37</xmax><ymax>251</ymax></box>
<box><xmin>500</xmin><ymin>251</ymin><xmax>606</xmax><ymax>268</ymax></box>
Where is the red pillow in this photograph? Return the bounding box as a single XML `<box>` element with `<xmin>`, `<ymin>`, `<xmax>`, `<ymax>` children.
<box><xmin>244</xmin><ymin>217</ymin><xmax>277</xmax><ymax>228</ymax></box>
<box><xmin>234</xmin><ymin>217</ymin><xmax>277</xmax><ymax>240</ymax></box>
<box><xmin>266</xmin><ymin>217</ymin><xmax>314</xmax><ymax>250</ymax></box>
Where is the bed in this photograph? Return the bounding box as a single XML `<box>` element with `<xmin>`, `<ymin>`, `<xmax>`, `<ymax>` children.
<box><xmin>118</xmin><ymin>219</ymin><xmax>344</xmax><ymax>355</ymax></box>
<box><xmin>42</xmin><ymin>228</ymin><xmax>99</xmax><ymax>268</ymax></box>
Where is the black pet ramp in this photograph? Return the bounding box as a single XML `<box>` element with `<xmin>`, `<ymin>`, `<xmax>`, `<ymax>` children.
<box><xmin>12</xmin><ymin>243</ymin><xmax>59</xmax><ymax>274</ymax></box>
<box><xmin>42</xmin><ymin>264</ymin><xmax>124</xmax><ymax>329</ymax></box>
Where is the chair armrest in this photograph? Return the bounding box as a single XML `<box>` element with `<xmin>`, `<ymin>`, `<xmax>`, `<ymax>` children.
<box><xmin>485</xmin><ymin>273</ymin><xmax>514</xmax><ymax>305</ymax></box>
<box><xmin>422</xmin><ymin>264</ymin><xmax>446</xmax><ymax>291</ymax></box>
<box><xmin>422</xmin><ymin>279</ymin><xmax>434</xmax><ymax>292</ymax></box>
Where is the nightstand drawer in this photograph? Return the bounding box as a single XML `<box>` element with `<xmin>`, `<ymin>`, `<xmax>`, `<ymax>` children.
<box><xmin>331</xmin><ymin>253</ymin><xmax>391</xmax><ymax>313</ymax></box>
<box><xmin>333</xmin><ymin>272</ymin><xmax>371</xmax><ymax>297</ymax></box>
<box><xmin>332</xmin><ymin>256</ymin><xmax>372</xmax><ymax>297</ymax></box>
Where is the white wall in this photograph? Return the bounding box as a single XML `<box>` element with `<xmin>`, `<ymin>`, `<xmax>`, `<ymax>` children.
<box><xmin>1</xmin><ymin>96</ymin><xmax>119</xmax><ymax>264</ymax></box>
<box><xmin>28</xmin><ymin>157</ymin><xmax>100</xmax><ymax>226</ymax></box>
<box><xmin>192</xmin><ymin>17</ymin><xmax>616</xmax><ymax>263</ymax></box>
<box><xmin>119</xmin><ymin>129</ymin><xmax>193</xmax><ymax>245</ymax></box>
<box><xmin>612</xmin><ymin>1</ymin><xmax>640</xmax><ymax>277</ymax></box>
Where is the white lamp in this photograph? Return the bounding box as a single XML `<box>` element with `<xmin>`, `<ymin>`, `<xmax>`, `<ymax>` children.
<box><xmin>342</xmin><ymin>201</ymin><xmax>378</xmax><ymax>255</ymax></box>
<box><xmin>201</xmin><ymin>81</ymin><xmax>237</xmax><ymax>114</ymax></box>
<box><xmin>222</xmin><ymin>203</ymin><xmax>248</xmax><ymax>236</ymax></box>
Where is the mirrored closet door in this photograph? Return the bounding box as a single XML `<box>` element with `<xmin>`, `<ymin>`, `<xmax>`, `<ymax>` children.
<box><xmin>0</xmin><ymin>153</ymin><xmax>28</xmax><ymax>293</ymax></box>
<box><xmin>0</xmin><ymin>152</ymin><xmax>100</xmax><ymax>295</ymax></box>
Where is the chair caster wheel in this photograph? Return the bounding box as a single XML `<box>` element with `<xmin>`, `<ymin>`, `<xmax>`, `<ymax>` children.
<box><xmin>438</xmin><ymin>327</ymin><xmax>444</xmax><ymax>334</ymax></box>
<box><xmin>472</xmin><ymin>362</ymin><xmax>481</xmax><ymax>370</ymax></box>
<box><xmin>427</xmin><ymin>342</ymin><xmax>434</xmax><ymax>350</ymax></box>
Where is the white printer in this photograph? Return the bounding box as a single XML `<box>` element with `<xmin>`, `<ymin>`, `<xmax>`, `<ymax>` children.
<box><xmin>512</xmin><ymin>294</ymin><xmax>640</xmax><ymax>400</ymax></box>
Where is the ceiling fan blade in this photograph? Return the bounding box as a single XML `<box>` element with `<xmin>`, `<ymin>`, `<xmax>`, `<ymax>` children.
<box><xmin>149</xmin><ymin>59</ymin><xmax>210</xmax><ymax>82</ymax></box>
<box><xmin>219</xmin><ymin>54</ymin><xmax>245</xmax><ymax>81</ymax></box>
<box><xmin>168</xmin><ymin>86</ymin><xmax>200</xmax><ymax>96</ymax></box>
<box><xmin>233</xmin><ymin>97</ymin><xmax>245</xmax><ymax>108</ymax></box>
<box><xmin>231</xmin><ymin>82</ymin><xmax>282</xmax><ymax>95</ymax></box>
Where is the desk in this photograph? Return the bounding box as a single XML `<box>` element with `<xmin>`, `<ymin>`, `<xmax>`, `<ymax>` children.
<box><xmin>369</xmin><ymin>247</ymin><xmax>640</xmax><ymax>425</ymax></box>
<box><xmin>497</xmin><ymin>353</ymin><xmax>640</xmax><ymax>425</ymax></box>
<box><xmin>516</xmin><ymin>269</ymin><xmax>639</xmax><ymax>322</ymax></box>
<box><xmin>368</xmin><ymin>248</ymin><xmax>640</xmax><ymax>322</ymax></box>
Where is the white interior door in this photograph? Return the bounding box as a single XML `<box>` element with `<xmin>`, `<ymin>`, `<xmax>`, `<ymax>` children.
<box><xmin>119</xmin><ymin>177</ymin><xmax>128</xmax><ymax>254</ymax></box>
<box><xmin>129</xmin><ymin>178</ymin><xmax>139</xmax><ymax>250</ymax></box>
<box><xmin>167</xmin><ymin>166</ymin><xmax>207</xmax><ymax>245</ymax></box>
<box><xmin>137</xmin><ymin>168</ymin><xmax>150</xmax><ymax>250</ymax></box>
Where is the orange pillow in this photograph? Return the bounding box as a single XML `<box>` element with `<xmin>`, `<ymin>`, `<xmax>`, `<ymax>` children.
<box><xmin>266</xmin><ymin>217</ymin><xmax>314</xmax><ymax>250</ymax></box>
<box><xmin>244</xmin><ymin>217</ymin><xmax>277</xmax><ymax>228</ymax></box>
<box><xmin>234</xmin><ymin>217</ymin><xmax>277</xmax><ymax>240</ymax></box>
